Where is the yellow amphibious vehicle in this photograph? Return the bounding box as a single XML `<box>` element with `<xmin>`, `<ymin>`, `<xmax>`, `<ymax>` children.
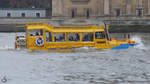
<box><xmin>15</xmin><ymin>22</ymin><xmax>136</xmax><ymax>51</ymax></box>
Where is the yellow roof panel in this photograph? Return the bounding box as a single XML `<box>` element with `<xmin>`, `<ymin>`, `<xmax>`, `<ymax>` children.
<box><xmin>50</xmin><ymin>28</ymin><xmax>104</xmax><ymax>33</ymax></box>
<box><xmin>27</xmin><ymin>26</ymin><xmax>46</xmax><ymax>30</ymax></box>
<box><xmin>26</xmin><ymin>24</ymin><xmax>105</xmax><ymax>32</ymax></box>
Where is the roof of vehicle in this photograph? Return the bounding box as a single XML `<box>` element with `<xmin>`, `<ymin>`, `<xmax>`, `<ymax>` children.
<box><xmin>26</xmin><ymin>22</ymin><xmax>105</xmax><ymax>32</ymax></box>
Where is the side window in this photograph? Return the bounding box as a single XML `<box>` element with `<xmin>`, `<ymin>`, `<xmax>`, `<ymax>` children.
<box><xmin>116</xmin><ymin>9</ymin><xmax>120</xmax><ymax>18</ymax></box>
<box><xmin>95</xmin><ymin>32</ymin><xmax>105</xmax><ymax>39</ymax></box>
<box><xmin>46</xmin><ymin>31</ymin><xmax>52</xmax><ymax>42</ymax></box>
<box><xmin>71</xmin><ymin>9</ymin><xmax>75</xmax><ymax>18</ymax></box>
<box><xmin>36</xmin><ymin>13</ymin><xmax>40</xmax><ymax>17</ymax></box>
<box><xmin>137</xmin><ymin>9</ymin><xmax>142</xmax><ymax>18</ymax></box>
<box><xmin>22</xmin><ymin>13</ymin><xmax>25</xmax><ymax>17</ymax></box>
<box><xmin>68</xmin><ymin>33</ymin><xmax>80</xmax><ymax>41</ymax></box>
<box><xmin>30</xmin><ymin>30</ymin><xmax>43</xmax><ymax>36</ymax></box>
<box><xmin>82</xmin><ymin>33</ymin><xmax>93</xmax><ymax>41</ymax></box>
<box><xmin>7</xmin><ymin>13</ymin><xmax>11</xmax><ymax>17</ymax></box>
<box><xmin>54</xmin><ymin>33</ymin><xmax>65</xmax><ymax>42</ymax></box>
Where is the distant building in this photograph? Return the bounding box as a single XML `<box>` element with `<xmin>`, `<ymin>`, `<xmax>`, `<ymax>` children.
<box><xmin>52</xmin><ymin>0</ymin><xmax>150</xmax><ymax>20</ymax></box>
<box><xmin>0</xmin><ymin>8</ymin><xmax>46</xmax><ymax>18</ymax></box>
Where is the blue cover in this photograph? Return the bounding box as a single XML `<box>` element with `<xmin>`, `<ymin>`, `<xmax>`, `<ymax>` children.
<box><xmin>112</xmin><ymin>43</ymin><xmax>137</xmax><ymax>50</ymax></box>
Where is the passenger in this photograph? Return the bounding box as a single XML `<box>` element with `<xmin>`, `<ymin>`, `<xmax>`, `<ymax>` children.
<box><xmin>60</xmin><ymin>36</ymin><xmax>65</xmax><ymax>41</ymax></box>
<box><xmin>36</xmin><ymin>32</ymin><xmax>39</xmax><ymax>36</ymax></box>
<box><xmin>85</xmin><ymin>34</ymin><xmax>89</xmax><ymax>41</ymax></box>
<box><xmin>83</xmin><ymin>34</ymin><xmax>88</xmax><ymax>41</ymax></box>
<box><xmin>62</xmin><ymin>34</ymin><xmax>65</xmax><ymax>41</ymax></box>
<box><xmin>46</xmin><ymin>36</ymin><xmax>50</xmax><ymax>42</ymax></box>
<box><xmin>69</xmin><ymin>36</ymin><xmax>73</xmax><ymax>41</ymax></box>
<box><xmin>54</xmin><ymin>37</ymin><xmax>57</xmax><ymax>42</ymax></box>
<box><xmin>76</xmin><ymin>34</ymin><xmax>80</xmax><ymax>41</ymax></box>
<box><xmin>30</xmin><ymin>34</ymin><xmax>33</xmax><ymax>36</ymax></box>
<box><xmin>90</xmin><ymin>34</ymin><xmax>93</xmax><ymax>41</ymax></box>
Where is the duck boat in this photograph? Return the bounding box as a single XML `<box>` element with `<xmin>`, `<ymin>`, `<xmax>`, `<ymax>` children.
<box><xmin>15</xmin><ymin>22</ymin><xmax>136</xmax><ymax>51</ymax></box>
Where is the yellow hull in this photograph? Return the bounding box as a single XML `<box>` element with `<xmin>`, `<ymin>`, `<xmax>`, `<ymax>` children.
<box><xmin>26</xmin><ymin>38</ymin><xmax>136</xmax><ymax>51</ymax></box>
<box><xmin>15</xmin><ymin>22</ymin><xmax>137</xmax><ymax>51</ymax></box>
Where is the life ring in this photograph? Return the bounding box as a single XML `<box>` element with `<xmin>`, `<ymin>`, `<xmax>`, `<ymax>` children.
<box><xmin>36</xmin><ymin>37</ymin><xmax>44</xmax><ymax>46</ymax></box>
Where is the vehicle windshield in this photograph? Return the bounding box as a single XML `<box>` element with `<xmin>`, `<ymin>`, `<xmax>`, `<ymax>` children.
<box><xmin>95</xmin><ymin>32</ymin><xmax>105</xmax><ymax>39</ymax></box>
<box><xmin>30</xmin><ymin>29</ymin><xmax>43</xmax><ymax>36</ymax></box>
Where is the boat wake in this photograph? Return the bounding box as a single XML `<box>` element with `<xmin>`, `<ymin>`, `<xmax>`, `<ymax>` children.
<box><xmin>0</xmin><ymin>45</ymin><xmax>15</xmax><ymax>50</ymax></box>
<box><xmin>130</xmin><ymin>35</ymin><xmax>146</xmax><ymax>50</ymax></box>
<box><xmin>74</xmin><ymin>47</ymin><xmax>105</xmax><ymax>53</ymax></box>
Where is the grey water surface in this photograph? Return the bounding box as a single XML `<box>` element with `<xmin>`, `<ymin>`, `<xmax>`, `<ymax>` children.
<box><xmin>0</xmin><ymin>33</ymin><xmax>150</xmax><ymax>84</ymax></box>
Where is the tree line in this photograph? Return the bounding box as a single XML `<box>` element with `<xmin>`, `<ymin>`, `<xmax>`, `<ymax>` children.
<box><xmin>0</xmin><ymin>0</ymin><xmax>52</xmax><ymax>8</ymax></box>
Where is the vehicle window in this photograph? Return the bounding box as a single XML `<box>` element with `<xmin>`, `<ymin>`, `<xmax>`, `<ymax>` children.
<box><xmin>54</xmin><ymin>33</ymin><xmax>65</xmax><ymax>42</ymax></box>
<box><xmin>82</xmin><ymin>33</ymin><xmax>93</xmax><ymax>41</ymax></box>
<box><xmin>30</xmin><ymin>30</ymin><xmax>43</xmax><ymax>36</ymax></box>
<box><xmin>68</xmin><ymin>33</ymin><xmax>80</xmax><ymax>41</ymax></box>
<box><xmin>95</xmin><ymin>32</ymin><xmax>105</xmax><ymax>39</ymax></box>
<box><xmin>46</xmin><ymin>31</ymin><xmax>52</xmax><ymax>42</ymax></box>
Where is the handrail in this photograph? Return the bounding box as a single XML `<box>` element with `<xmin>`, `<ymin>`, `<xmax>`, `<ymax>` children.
<box><xmin>26</xmin><ymin>22</ymin><xmax>47</xmax><ymax>26</ymax></box>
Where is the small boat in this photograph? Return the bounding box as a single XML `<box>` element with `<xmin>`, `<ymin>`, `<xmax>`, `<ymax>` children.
<box><xmin>15</xmin><ymin>22</ymin><xmax>136</xmax><ymax>51</ymax></box>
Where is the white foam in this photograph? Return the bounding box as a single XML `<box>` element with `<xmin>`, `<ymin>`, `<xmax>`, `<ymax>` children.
<box><xmin>130</xmin><ymin>35</ymin><xmax>146</xmax><ymax>50</ymax></box>
<box><xmin>77</xmin><ymin>47</ymin><xmax>96</xmax><ymax>50</ymax></box>
<box><xmin>0</xmin><ymin>45</ymin><xmax>14</xmax><ymax>50</ymax></box>
<box><xmin>74</xmin><ymin>47</ymin><xmax>98</xmax><ymax>52</ymax></box>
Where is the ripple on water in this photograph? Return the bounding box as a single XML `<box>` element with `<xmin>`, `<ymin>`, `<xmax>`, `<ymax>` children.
<box><xmin>0</xmin><ymin>33</ymin><xmax>150</xmax><ymax>84</ymax></box>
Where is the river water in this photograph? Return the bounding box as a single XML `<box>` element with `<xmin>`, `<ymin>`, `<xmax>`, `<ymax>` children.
<box><xmin>0</xmin><ymin>33</ymin><xmax>150</xmax><ymax>84</ymax></box>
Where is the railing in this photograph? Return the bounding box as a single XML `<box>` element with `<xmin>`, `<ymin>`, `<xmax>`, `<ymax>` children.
<box><xmin>104</xmin><ymin>19</ymin><xmax>150</xmax><ymax>25</ymax></box>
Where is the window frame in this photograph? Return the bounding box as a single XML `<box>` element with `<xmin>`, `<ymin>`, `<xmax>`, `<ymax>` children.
<box><xmin>95</xmin><ymin>32</ymin><xmax>105</xmax><ymax>39</ymax></box>
<box><xmin>45</xmin><ymin>31</ymin><xmax>52</xmax><ymax>42</ymax></box>
<box><xmin>21</xmin><ymin>13</ymin><xmax>25</xmax><ymax>17</ymax></box>
<box><xmin>7</xmin><ymin>13</ymin><xmax>11</xmax><ymax>17</ymax></box>
<box><xmin>116</xmin><ymin>9</ymin><xmax>120</xmax><ymax>18</ymax></box>
<box><xmin>54</xmin><ymin>33</ymin><xmax>66</xmax><ymax>42</ymax></box>
<box><xmin>36</xmin><ymin>13</ymin><xmax>40</xmax><ymax>17</ymax></box>
<box><xmin>29</xmin><ymin>29</ymin><xmax>43</xmax><ymax>37</ymax></box>
<box><xmin>137</xmin><ymin>9</ymin><xmax>143</xmax><ymax>18</ymax></box>
<box><xmin>82</xmin><ymin>32</ymin><xmax>93</xmax><ymax>42</ymax></box>
<box><xmin>68</xmin><ymin>33</ymin><xmax>80</xmax><ymax>42</ymax></box>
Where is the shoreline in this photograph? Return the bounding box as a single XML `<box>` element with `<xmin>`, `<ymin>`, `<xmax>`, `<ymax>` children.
<box><xmin>109</xmin><ymin>25</ymin><xmax>150</xmax><ymax>33</ymax></box>
<box><xmin>0</xmin><ymin>24</ymin><xmax>149</xmax><ymax>33</ymax></box>
<box><xmin>0</xmin><ymin>19</ymin><xmax>149</xmax><ymax>33</ymax></box>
